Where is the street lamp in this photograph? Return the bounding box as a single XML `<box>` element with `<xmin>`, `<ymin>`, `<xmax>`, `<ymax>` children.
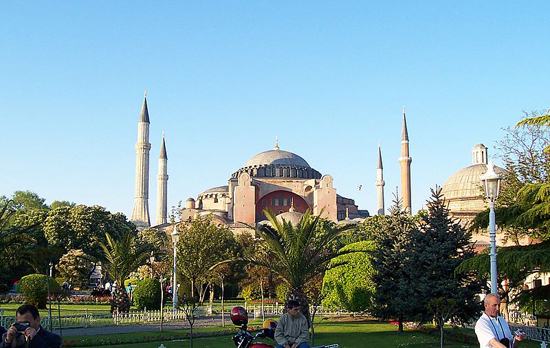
<box><xmin>171</xmin><ymin>224</ymin><xmax>180</xmax><ymax>311</ymax></box>
<box><xmin>47</xmin><ymin>262</ymin><xmax>53</xmax><ymax>331</ymax></box>
<box><xmin>480</xmin><ymin>159</ymin><xmax>503</xmax><ymax>294</ymax></box>
<box><xmin>149</xmin><ymin>251</ymin><xmax>155</xmax><ymax>279</ymax></box>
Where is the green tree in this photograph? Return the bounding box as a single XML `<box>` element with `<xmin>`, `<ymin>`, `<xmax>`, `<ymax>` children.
<box><xmin>409</xmin><ymin>187</ymin><xmax>483</xmax><ymax>327</ymax></box>
<box><xmin>99</xmin><ymin>231</ymin><xmax>152</xmax><ymax>313</ymax></box>
<box><xmin>176</xmin><ymin>215</ymin><xmax>236</xmax><ymax>303</ymax></box>
<box><xmin>0</xmin><ymin>201</ymin><xmax>36</xmax><ymax>292</ymax></box>
<box><xmin>371</xmin><ymin>199</ymin><xmax>418</xmax><ymax>333</ymax></box>
<box><xmin>322</xmin><ymin>241</ymin><xmax>375</xmax><ymax>312</ymax></box>
<box><xmin>248</xmin><ymin>209</ymin><xmax>356</xmax><ymax>322</ymax></box>
<box><xmin>50</xmin><ymin>200</ymin><xmax>76</xmax><ymax>210</ymax></box>
<box><xmin>56</xmin><ymin>249</ymin><xmax>93</xmax><ymax>289</ymax></box>
<box><xmin>44</xmin><ymin>205</ymin><xmax>135</xmax><ymax>261</ymax></box>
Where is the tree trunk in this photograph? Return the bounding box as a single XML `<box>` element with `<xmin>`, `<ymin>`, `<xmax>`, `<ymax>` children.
<box><xmin>260</xmin><ymin>281</ymin><xmax>265</xmax><ymax>321</ymax></box>
<box><xmin>208</xmin><ymin>283</ymin><xmax>214</xmax><ymax>315</ymax></box>
<box><xmin>398</xmin><ymin>315</ymin><xmax>404</xmax><ymax>333</ymax></box>
<box><xmin>111</xmin><ymin>286</ymin><xmax>131</xmax><ymax>313</ymax></box>
<box><xmin>221</xmin><ymin>280</ymin><xmax>225</xmax><ymax>327</ymax></box>
<box><xmin>310</xmin><ymin>305</ymin><xmax>318</xmax><ymax>346</ymax></box>
<box><xmin>287</xmin><ymin>287</ymin><xmax>310</xmax><ymax>326</ymax></box>
<box><xmin>190</xmin><ymin>278</ymin><xmax>195</xmax><ymax>298</ymax></box>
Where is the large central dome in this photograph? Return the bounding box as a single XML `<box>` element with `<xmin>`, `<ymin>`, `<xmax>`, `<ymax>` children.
<box><xmin>244</xmin><ymin>148</ymin><xmax>311</xmax><ymax>168</ymax></box>
<box><xmin>231</xmin><ymin>143</ymin><xmax>321</xmax><ymax>180</ymax></box>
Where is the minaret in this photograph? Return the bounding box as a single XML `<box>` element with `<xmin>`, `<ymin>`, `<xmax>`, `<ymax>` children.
<box><xmin>376</xmin><ymin>144</ymin><xmax>385</xmax><ymax>215</ymax></box>
<box><xmin>131</xmin><ymin>93</ymin><xmax>151</xmax><ymax>228</ymax></box>
<box><xmin>398</xmin><ymin>107</ymin><xmax>412</xmax><ymax>213</ymax></box>
<box><xmin>156</xmin><ymin>133</ymin><xmax>169</xmax><ymax>225</ymax></box>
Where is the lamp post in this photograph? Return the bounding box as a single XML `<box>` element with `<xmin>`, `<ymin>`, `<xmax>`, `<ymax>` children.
<box><xmin>47</xmin><ymin>262</ymin><xmax>53</xmax><ymax>331</ymax></box>
<box><xmin>171</xmin><ymin>224</ymin><xmax>180</xmax><ymax>311</ymax></box>
<box><xmin>480</xmin><ymin>159</ymin><xmax>503</xmax><ymax>294</ymax></box>
<box><xmin>149</xmin><ymin>251</ymin><xmax>155</xmax><ymax>279</ymax></box>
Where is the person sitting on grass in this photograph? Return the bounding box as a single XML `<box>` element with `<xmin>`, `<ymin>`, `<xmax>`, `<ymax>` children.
<box><xmin>274</xmin><ymin>300</ymin><xmax>309</xmax><ymax>348</ymax></box>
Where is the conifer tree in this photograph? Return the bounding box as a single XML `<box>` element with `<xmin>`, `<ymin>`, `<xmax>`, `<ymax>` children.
<box><xmin>410</xmin><ymin>187</ymin><xmax>483</xmax><ymax>336</ymax></box>
<box><xmin>371</xmin><ymin>198</ymin><xmax>419</xmax><ymax>333</ymax></box>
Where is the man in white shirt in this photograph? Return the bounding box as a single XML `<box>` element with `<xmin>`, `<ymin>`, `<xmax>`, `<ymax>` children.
<box><xmin>475</xmin><ymin>294</ymin><xmax>524</xmax><ymax>348</ymax></box>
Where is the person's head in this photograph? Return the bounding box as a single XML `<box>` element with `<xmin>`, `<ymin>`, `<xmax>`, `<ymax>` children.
<box><xmin>484</xmin><ymin>293</ymin><xmax>501</xmax><ymax>318</ymax></box>
<box><xmin>16</xmin><ymin>305</ymin><xmax>40</xmax><ymax>330</ymax></box>
<box><xmin>286</xmin><ymin>300</ymin><xmax>302</xmax><ymax>317</ymax></box>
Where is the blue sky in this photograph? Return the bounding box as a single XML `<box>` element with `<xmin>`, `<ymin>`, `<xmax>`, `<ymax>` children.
<box><xmin>1</xmin><ymin>1</ymin><xmax>549</xmax><ymax>222</ymax></box>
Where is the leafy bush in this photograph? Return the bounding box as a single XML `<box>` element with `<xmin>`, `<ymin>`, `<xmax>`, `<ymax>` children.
<box><xmin>321</xmin><ymin>241</ymin><xmax>375</xmax><ymax>312</ymax></box>
<box><xmin>241</xmin><ymin>284</ymin><xmax>261</xmax><ymax>302</ymax></box>
<box><xmin>124</xmin><ymin>278</ymin><xmax>139</xmax><ymax>288</ymax></box>
<box><xmin>17</xmin><ymin>274</ymin><xmax>59</xmax><ymax>308</ymax></box>
<box><xmin>275</xmin><ymin>283</ymin><xmax>290</xmax><ymax>302</ymax></box>
<box><xmin>133</xmin><ymin>278</ymin><xmax>164</xmax><ymax>310</ymax></box>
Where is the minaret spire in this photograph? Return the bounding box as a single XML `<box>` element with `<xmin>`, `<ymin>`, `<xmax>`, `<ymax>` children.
<box><xmin>398</xmin><ymin>107</ymin><xmax>412</xmax><ymax>213</ymax></box>
<box><xmin>157</xmin><ymin>133</ymin><xmax>169</xmax><ymax>225</ymax></box>
<box><xmin>376</xmin><ymin>143</ymin><xmax>385</xmax><ymax>215</ymax></box>
<box><xmin>131</xmin><ymin>94</ymin><xmax>152</xmax><ymax>228</ymax></box>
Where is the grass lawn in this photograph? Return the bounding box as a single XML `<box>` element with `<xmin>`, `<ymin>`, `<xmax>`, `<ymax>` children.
<box><xmin>62</xmin><ymin>319</ymin><xmax>543</xmax><ymax>348</ymax></box>
<box><xmin>0</xmin><ymin>303</ymin><xmax>113</xmax><ymax>316</ymax></box>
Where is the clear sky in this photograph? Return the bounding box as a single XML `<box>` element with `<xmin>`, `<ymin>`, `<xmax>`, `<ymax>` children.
<box><xmin>1</xmin><ymin>1</ymin><xmax>549</xmax><ymax>222</ymax></box>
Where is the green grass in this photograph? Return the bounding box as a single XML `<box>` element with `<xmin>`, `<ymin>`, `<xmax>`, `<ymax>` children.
<box><xmin>0</xmin><ymin>303</ymin><xmax>113</xmax><ymax>316</ymax></box>
<box><xmin>61</xmin><ymin>319</ymin><xmax>543</xmax><ymax>348</ymax></box>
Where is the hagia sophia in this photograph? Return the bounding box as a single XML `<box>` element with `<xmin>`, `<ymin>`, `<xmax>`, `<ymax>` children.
<box><xmin>129</xmin><ymin>94</ymin><xmax>510</xmax><ymax>247</ymax></box>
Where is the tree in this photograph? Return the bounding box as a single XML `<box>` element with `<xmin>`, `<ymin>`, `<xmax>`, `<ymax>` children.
<box><xmin>0</xmin><ymin>201</ymin><xmax>37</xmax><ymax>292</ymax></box>
<box><xmin>175</xmin><ymin>215</ymin><xmax>236</xmax><ymax>303</ymax></box>
<box><xmin>248</xmin><ymin>209</ymin><xmax>356</xmax><ymax>322</ymax></box>
<box><xmin>322</xmin><ymin>241</ymin><xmax>376</xmax><ymax>312</ymax></box>
<box><xmin>409</xmin><ymin>187</ymin><xmax>483</xmax><ymax>328</ymax></box>
<box><xmin>44</xmin><ymin>205</ymin><xmax>135</xmax><ymax>261</ymax></box>
<box><xmin>56</xmin><ymin>249</ymin><xmax>93</xmax><ymax>289</ymax></box>
<box><xmin>427</xmin><ymin>297</ymin><xmax>457</xmax><ymax>348</ymax></box>
<box><xmin>466</xmin><ymin>114</ymin><xmax>550</xmax><ymax>312</ymax></box>
<box><xmin>371</xmin><ymin>199</ymin><xmax>418</xmax><ymax>333</ymax></box>
<box><xmin>99</xmin><ymin>231</ymin><xmax>152</xmax><ymax>313</ymax></box>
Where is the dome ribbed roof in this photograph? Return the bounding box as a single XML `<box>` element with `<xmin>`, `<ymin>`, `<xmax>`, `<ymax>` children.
<box><xmin>244</xmin><ymin>149</ymin><xmax>311</xmax><ymax>168</ymax></box>
<box><xmin>441</xmin><ymin>164</ymin><xmax>505</xmax><ymax>200</ymax></box>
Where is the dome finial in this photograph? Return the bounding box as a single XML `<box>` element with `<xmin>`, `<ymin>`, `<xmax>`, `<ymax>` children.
<box><xmin>346</xmin><ymin>207</ymin><xmax>350</xmax><ymax>220</ymax></box>
<box><xmin>274</xmin><ymin>136</ymin><xmax>280</xmax><ymax>150</ymax></box>
<box><xmin>289</xmin><ymin>198</ymin><xmax>295</xmax><ymax>212</ymax></box>
<box><xmin>144</xmin><ymin>89</ymin><xmax>147</xmax><ymax>98</ymax></box>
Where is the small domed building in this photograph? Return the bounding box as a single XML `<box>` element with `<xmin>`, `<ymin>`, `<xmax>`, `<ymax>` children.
<box><xmin>441</xmin><ymin>143</ymin><xmax>508</xmax><ymax>249</ymax></box>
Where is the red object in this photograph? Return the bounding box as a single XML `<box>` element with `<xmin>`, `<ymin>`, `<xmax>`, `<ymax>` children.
<box><xmin>230</xmin><ymin>306</ymin><xmax>249</xmax><ymax>326</ymax></box>
<box><xmin>250</xmin><ymin>343</ymin><xmax>273</xmax><ymax>348</ymax></box>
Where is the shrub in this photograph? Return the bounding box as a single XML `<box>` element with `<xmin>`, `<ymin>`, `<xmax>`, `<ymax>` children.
<box><xmin>275</xmin><ymin>283</ymin><xmax>290</xmax><ymax>302</ymax></box>
<box><xmin>124</xmin><ymin>278</ymin><xmax>139</xmax><ymax>288</ymax></box>
<box><xmin>133</xmin><ymin>278</ymin><xmax>164</xmax><ymax>310</ymax></box>
<box><xmin>17</xmin><ymin>274</ymin><xmax>59</xmax><ymax>309</ymax></box>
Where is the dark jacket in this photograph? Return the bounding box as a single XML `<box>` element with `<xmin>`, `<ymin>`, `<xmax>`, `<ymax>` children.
<box><xmin>2</xmin><ymin>326</ymin><xmax>61</xmax><ymax>348</ymax></box>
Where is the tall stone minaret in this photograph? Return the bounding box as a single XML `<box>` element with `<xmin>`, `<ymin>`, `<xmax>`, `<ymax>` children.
<box><xmin>376</xmin><ymin>144</ymin><xmax>385</xmax><ymax>215</ymax></box>
<box><xmin>156</xmin><ymin>133</ymin><xmax>169</xmax><ymax>225</ymax></box>
<box><xmin>399</xmin><ymin>107</ymin><xmax>412</xmax><ymax>213</ymax></box>
<box><xmin>131</xmin><ymin>93</ymin><xmax>151</xmax><ymax>228</ymax></box>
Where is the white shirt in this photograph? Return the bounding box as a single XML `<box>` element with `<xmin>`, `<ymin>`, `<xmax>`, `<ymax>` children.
<box><xmin>475</xmin><ymin>313</ymin><xmax>513</xmax><ymax>347</ymax></box>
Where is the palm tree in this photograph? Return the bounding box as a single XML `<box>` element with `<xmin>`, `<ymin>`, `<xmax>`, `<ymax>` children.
<box><xmin>99</xmin><ymin>231</ymin><xmax>152</xmax><ymax>313</ymax></box>
<box><xmin>247</xmin><ymin>209</ymin><xmax>356</xmax><ymax>321</ymax></box>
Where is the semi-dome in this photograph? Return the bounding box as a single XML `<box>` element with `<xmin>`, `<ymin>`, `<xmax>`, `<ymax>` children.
<box><xmin>202</xmin><ymin>186</ymin><xmax>229</xmax><ymax>194</ymax></box>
